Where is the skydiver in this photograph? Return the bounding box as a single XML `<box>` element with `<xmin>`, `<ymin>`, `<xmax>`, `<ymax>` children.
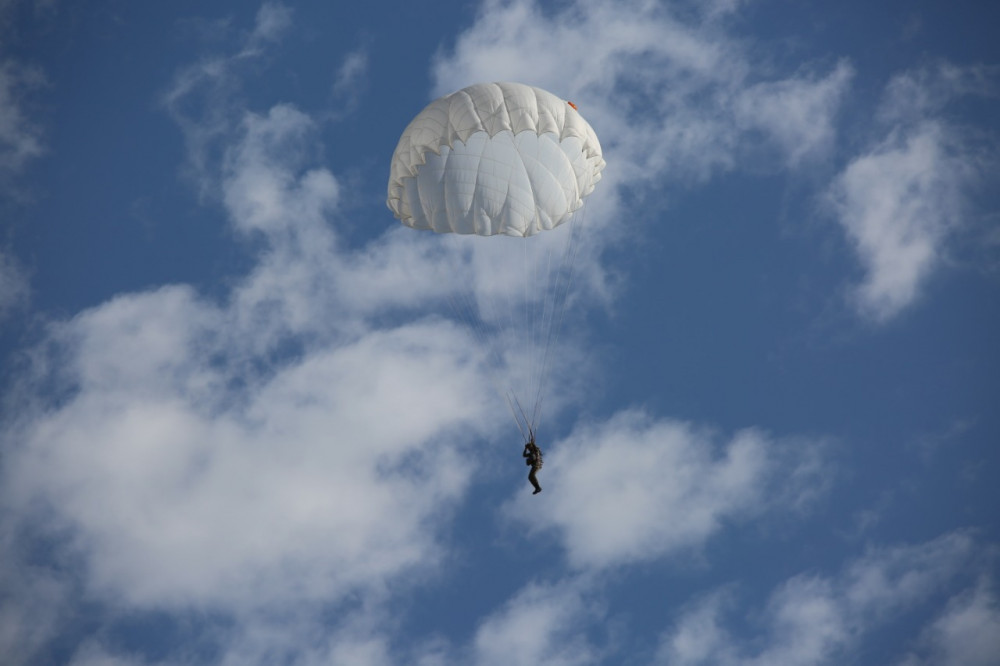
<box><xmin>523</xmin><ymin>437</ymin><xmax>543</xmax><ymax>494</ymax></box>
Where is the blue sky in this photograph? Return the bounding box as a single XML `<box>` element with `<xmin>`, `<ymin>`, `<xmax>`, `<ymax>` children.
<box><xmin>1</xmin><ymin>1</ymin><xmax>998</xmax><ymax>665</ymax></box>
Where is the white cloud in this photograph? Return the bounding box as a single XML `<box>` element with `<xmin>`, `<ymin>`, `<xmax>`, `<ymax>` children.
<box><xmin>8</xmin><ymin>304</ymin><xmax>486</xmax><ymax>610</ymax></box>
<box><xmin>840</xmin><ymin>531</ymin><xmax>979</xmax><ymax>619</ymax></box>
<box><xmin>660</xmin><ymin>589</ymin><xmax>738</xmax><ymax>666</ymax></box>
<box><xmin>734</xmin><ymin>61</ymin><xmax>854</xmax><ymax>168</ymax></box>
<box><xmin>472</xmin><ymin>579</ymin><xmax>601</xmax><ymax>666</ymax></box>
<box><xmin>335</xmin><ymin>49</ymin><xmax>367</xmax><ymax>94</ymax></box>
<box><xmin>248</xmin><ymin>2</ymin><xmax>292</xmax><ymax>47</ymax></box>
<box><xmin>899</xmin><ymin>577</ymin><xmax>1000</xmax><ymax>666</ymax></box>
<box><xmin>827</xmin><ymin>63</ymin><xmax>995</xmax><ymax>323</ymax></box>
<box><xmin>2</xmin><ymin>98</ymin><xmax>498</xmax><ymax>614</ymax></box>
<box><xmin>161</xmin><ymin>3</ymin><xmax>295</xmax><ymax>199</ymax></box>
<box><xmin>207</xmin><ymin>609</ymin><xmax>396</xmax><ymax>666</ymax></box>
<box><xmin>878</xmin><ymin>62</ymin><xmax>1000</xmax><ymax>125</ymax></box>
<box><xmin>827</xmin><ymin>122</ymin><xmax>971</xmax><ymax>322</ymax></box>
<box><xmin>330</xmin><ymin>47</ymin><xmax>369</xmax><ymax>115</ymax></box>
<box><xmin>657</xmin><ymin>530</ymin><xmax>981</xmax><ymax>665</ymax></box>
<box><xmin>506</xmin><ymin>410</ymin><xmax>829</xmax><ymax>570</ymax></box>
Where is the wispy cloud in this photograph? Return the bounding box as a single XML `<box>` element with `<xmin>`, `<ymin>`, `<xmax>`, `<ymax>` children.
<box><xmin>898</xmin><ymin>575</ymin><xmax>1000</xmax><ymax>666</ymax></box>
<box><xmin>0</xmin><ymin>60</ymin><xmax>44</xmax><ymax>183</ymax></box>
<box><xmin>0</xmin><ymin>7</ymin><xmax>49</xmax><ymax>323</ymax></box>
<box><xmin>734</xmin><ymin>61</ymin><xmax>854</xmax><ymax>168</ymax></box>
<box><xmin>878</xmin><ymin>62</ymin><xmax>1000</xmax><ymax>125</ymax></box>
<box><xmin>472</xmin><ymin>579</ymin><xmax>602</xmax><ymax>666</ymax></box>
<box><xmin>827</xmin><ymin>63</ymin><xmax>997</xmax><ymax>323</ymax></box>
<box><xmin>330</xmin><ymin>46</ymin><xmax>369</xmax><ymax>115</ymax></box>
<box><xmin>828</xmin><ymin>122</ymin><xmax>968</xmax><ymax>321</ymax></box>
<box><xmin>248</xmin><ymin>1</ymin><xmax>292</xmax><ymax>47</ymax></box>
<box><xmin>0</xmin><ymin>248</ymin><xmax>28</xmax><ymax>321</ymax></box>
<box><xmin>161</xmin><ymin>3</ymin><xmax>294</xmax><ymax>199</ymax></box>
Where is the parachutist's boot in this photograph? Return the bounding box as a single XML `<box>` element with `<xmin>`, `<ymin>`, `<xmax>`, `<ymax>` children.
<box><xmin>533</xmin><ymin>487</ymin><xmax>542</xmax><ymax>495</ymax></box>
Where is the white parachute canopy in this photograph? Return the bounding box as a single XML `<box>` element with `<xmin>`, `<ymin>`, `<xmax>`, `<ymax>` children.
<box><xmin>387</xmin><ymin>82</ymin><xmax>605</xmax><ymax>439</ymax></box>
<box><xmin>387</xmin><ymin>82</ymin><xmax>604</xmax><ymax>237</ymax></box>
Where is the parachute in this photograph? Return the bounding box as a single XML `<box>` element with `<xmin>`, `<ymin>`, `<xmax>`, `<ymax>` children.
<box><xmin>387</xmin><ymin>82</ymin><xmax>605</xmax><ymax>441</ymax></box>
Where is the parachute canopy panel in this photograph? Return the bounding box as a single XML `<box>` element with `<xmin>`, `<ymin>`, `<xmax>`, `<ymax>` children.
<box><xmin>387</xmin><ymin>82</ymin><xmax>605</xmax><ymax>237</ymax></box>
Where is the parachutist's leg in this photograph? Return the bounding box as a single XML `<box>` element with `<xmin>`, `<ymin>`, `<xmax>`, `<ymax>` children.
<box><xmin>528</xmin><ymin>468</ymin><xmax>542</xmax><ymax>494</ymax></box>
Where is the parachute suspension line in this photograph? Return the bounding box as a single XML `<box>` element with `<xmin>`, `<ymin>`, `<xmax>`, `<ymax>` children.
<box><xmin>455</xmin><ymin>297</ymin><xmax>527</xmax><ymax>441</ymax></box>
<box><xmin>525</xmin><ymin>235</ymin><xmax>539</xmax><ymax>437</ymax></box>
<box><xmin>530</xmin><ymin>232</ymin><xmax>555</xmax><ymax>437</ymax></box>
<box><xmin>502</xmin><ymin>243</ymin><xmax>521</xmax><ymax>414</ymax></box>
<box><xmin>509</xmin><ymin>390</ymin><xmax>533</xmax><ymax>444</ymax></box>
<box><xmin>523</xmin><ymin>236</ymin><xmax>533</xmax><ymax>419</ymax></box>
<box><xmin>470</xmin><ymin>240</ymin><xmax>529</xmax><ymax>441</ymax></box>
<box><xmin>447</xmin><ymin>242</ymin><xmax>538</xmax><ymax>443</ymax></box>
<box><xmin>527</xmin><ymin>223</ymin><xmax>566</xmax><ymax>438</ymax></box>
<box><xmin>529</xmin><ymin>199</ymin><xmax>591</xmax><ymax>435</ymax></box>
<box><xmin>504</xmin><ymin>390</ymin><xmax>529</xmax><ymax>442</ymax></box>
<box><xmin>445</xmin><ymin>252</ymin><xmax>525</xmax><ymax>440</ymax></box>
<box><xmin>504</xmin><ymin>235</ymin><xmax>530</xmax><ymax>439</ymax></box>
<box><xmin>447</xmin><ymin>288</ymin><xmax>494</xmax><ymax>381</ymax></box>
<box><xmin>442</xmin><ymin>205</ymin><xmax>592</xmax><ymax>444</ymax></box>
<box><xmin>488</xmin><ymin>268</ymin><xmax>530</xmax><ymax>441</ymax></box>
<box><xmin>453</xmin><ymin>294</ymin><xmax>527</xmax><ymax>443</ymax></box>
<box><xmin>529</xmin><ymin>232</ymin><xmax>560</xmax><ymax>434</ymax></box>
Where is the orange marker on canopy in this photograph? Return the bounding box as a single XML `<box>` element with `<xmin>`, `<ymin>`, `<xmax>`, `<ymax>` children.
<box><xmin>567</xmin><ymin>101</ymin><xmax>578</xmax><ymax>110</ymax></box>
